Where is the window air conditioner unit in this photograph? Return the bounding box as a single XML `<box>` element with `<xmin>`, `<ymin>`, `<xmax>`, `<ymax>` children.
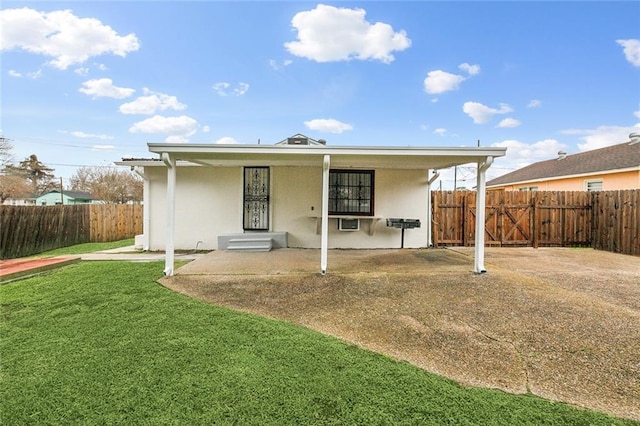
<box><xmin>338</xmin><ymin>218</ymin><xmax>360</xmax><ymax>231</ymax></box>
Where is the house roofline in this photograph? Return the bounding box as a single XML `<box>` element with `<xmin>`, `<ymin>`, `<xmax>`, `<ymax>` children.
<box><xmin>487</xmin><ymin>165</ymin><xmax>640</xmax><ymax>188</ymax></box>
<box><xmin>146</xmin><ymin>142</ymin><xmax>506</xmax><ymax>158</ymax></box>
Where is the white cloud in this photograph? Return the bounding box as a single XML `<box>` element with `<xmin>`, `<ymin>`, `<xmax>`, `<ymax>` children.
<box><xmin>27</xmin><ymin>69</ymin><xmax>42</xmax><ymax>79</ymax></box>
<box><xmin>496</xmin><ymin>118</ymin><xmax>521</xmax><ymax>128</ymax></box>
<box><xmin>463</xmin><ymin>101</ymin><xmax>513</xmax><ymax>124</ymax></box>
<box><xmin>202</xmin><ymin>125</ymin><xmax>211</xmax><ymax>133</ymax></box>
<box><xmin>234</xmin><ymin>83</ymin><xmax>249</xmax><ymax>96</ymax></box>
<box><xmin>491</xmin><ymin>139</ymin><xmax>568</xmax><ymax>170</ymax></box>
<box><xmin>79</xmin><ymin>78</ymin><xmax>135</xmax><ymax>99</ymax></box>
<box><xmin>423</xmin><ymin>63</ymin><xmax>480</xmax><ymax>94</ymax></box>
<box><xmin>269</xmin><ymin>59</ymin><xmax>293</xmax><ymax>70</ymax></box>
<box><xmin>616</xmin><ymin>39</ymin><xmax>640</xmax><ymax>67</ymax></box>
<box><xmin>129</xmin><ymin>115</ymin><xmax>198</xmax><ymax>138</ymax></box>
<box><xmin>119</xmin><ymin>88</ymin><xmax>186</xmax><ymax>115</ymax></box>
<box><xmin>91</xmin><ymin>145</ymin><xmax>115</xmax><ymax>151</ymax></box>
<box><xmin>8</xmin><ymin>70</ymin><xmax>21</xmax><ymax>77</ymax></box>
<box><xmin>215</xmin><ymin>136</ymin><xmax>240</xmax><ymax>144</ymax></box>
<box><xmin>561</xmin><ymin>125</ymin><xmax>639</xmax><ymax>151</ymax></box>
<box><xmin>212</xmin><ymin>82</ymin><xmax>250</xmax><ymax>96</ymax></box>
<box><xmin>0</xmin><ymin>7</ymin><xmax>140</xmax><ymax>70</ymax></box>
<box><xmin>424</xmin><ymin>71</ymin><xmax>465</xmax><ymax>94</ymax></box>
<box><xmin>74</xmin><ymin>67</ymin><xmax>89</xmax><ymax>76</ymax></box>
<box><xmin>433</xmin><ymin>128</ymin><xmax>447</xmax><ymax>135</ymax></box>
<box><xmin>304</xmin><ymin>118</ymin><xmax>353</xmax><ymax>133</ymax></box>
<box><xmin>634</xmin><ymin>109</ymin><xmax>640</xmax><ymax>119</ymax></box>
<box><xmin>527</xmin><ymin>99</ymin><xmax>542</xmax><ymax>108</ymax></box>
<box><xmin>285</xmin><ymin>4</ymin><xmax>410</xmax><ymax>63</ymax></box>
<box><xmin>71</xmin><ymin>131</ymin><xmax>114</xmax><ymax>140</ymax></box>
<box><xmin>458</xmin><ymin>62</ymin><xmax>480</xmax><ymax>75</ymax></box>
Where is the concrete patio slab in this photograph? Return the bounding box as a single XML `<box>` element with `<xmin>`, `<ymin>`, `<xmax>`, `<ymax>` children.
<box><xmin>174</xmin><ymin>247</ymin><xmax>471</xmax><ymax>276</ymax></box>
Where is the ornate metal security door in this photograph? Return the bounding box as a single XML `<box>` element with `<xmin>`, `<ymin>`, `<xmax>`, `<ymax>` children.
<box><xmin>243</xmin><ymin>167</ymin><xmax>270</xmax><ymax>230</ymax></box>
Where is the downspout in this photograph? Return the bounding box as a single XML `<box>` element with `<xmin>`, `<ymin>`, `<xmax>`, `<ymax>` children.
<box><xmin>425</xmin><ymin>170</ymin><xmax>440</xmax><ymax>247</ymax></box>
<box><xmin>133</xmin><ymin>166</ymin><xmax>150</xmax><ymax>251</ymax></box>
<box><xmin>474</xmin><ymin>156</ymin><xmax>493</xmax><ymax>273</ymax></box>
<box><xmin>320</xmin><ymin>155</ymin><xmax>330</xmax><ymax>275</ymax></box>
<box><xmin>162</xmin><ymin>153</ymin><xmax>176</xmax><ymax>276</ymax></box>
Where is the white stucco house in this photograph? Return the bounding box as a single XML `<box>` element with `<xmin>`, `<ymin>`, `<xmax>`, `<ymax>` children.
<box><xmin>117</xmin><ymin>135</ymin><xmax>506</xmax><ymax>276</ymax></box>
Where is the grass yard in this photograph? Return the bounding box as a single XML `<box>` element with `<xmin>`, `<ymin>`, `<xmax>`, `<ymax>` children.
<box><xmin>0</xmin><ymin>261</ymin><xmax>635</xmax><ymax>425</ymax></box>
<box><xmin>32</xmin><ymin>238</ymin><xmax>135</xmax><ymax>257</ymax></box>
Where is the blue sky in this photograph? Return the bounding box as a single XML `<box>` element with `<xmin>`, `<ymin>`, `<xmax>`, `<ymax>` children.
<box><xmin>1</xmin><ymin>1</ymin><xmax>639</xmax><ymax>189</ymax></box>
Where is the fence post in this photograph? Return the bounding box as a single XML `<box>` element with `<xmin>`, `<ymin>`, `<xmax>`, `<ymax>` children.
<box><xmin>462</xmin><ymin>193</ymin><xmax>468</xmax><ymax>247</ymax></box>
<box><xmin>532</xmin><ymin>192</ymin><xmax>538</xmax><ymax>248</ymax></box>
<box><xmin>432</xmin><ymin>192</ymin><xmax>439</xmax><ymax>248</ymax></box>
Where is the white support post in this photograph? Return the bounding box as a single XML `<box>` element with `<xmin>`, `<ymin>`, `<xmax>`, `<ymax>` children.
<box><xmin>162</xmin><ymin>153</ymin><xmax>176</xmax><ymax>276</ymax></box>
<box><xmin>425</xmin><ymin>170</ymin><xmax>440</xmax><ymax>247</ymax></box>
<box><xmin>474</xmin><ymin>156</ymin><xmax>493</xmax><ymax>273</ymax></box>
<box><xmin>320</xmin><ymin>155</ymin><xmax>330</xmax><ymax>275</ymax></box>
<box><xmin>134</xmin><ymin>167</ymin><xmax>150</xmax><ymax>251</ymax></box>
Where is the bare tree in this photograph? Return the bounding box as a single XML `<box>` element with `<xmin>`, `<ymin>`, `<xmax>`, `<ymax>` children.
<box><xmin>0</xmin><ymin>141</ymin><xmax>40</xmax><ymax>202</ymax></box>
<box><xmin>5</xmin><ymin>154</ymin><xmax>56</xmax><ymax>195</ymax></box>
<box><xmin>69</xmin><ymin>167</ymin><xmax>143</xmax><ymax>204</ymax></box>
<box><xmin>69</xmin><ymin>166</ymin><xmax>93</xmax><ymax>193</ymax></box>
<box><xmin>0</xmin><ymin>173</ymin><xmax>32</xmax><ymax>203</ymax></box>
<box><xmin>0</xmin><ymin>137</ymin><xmax>14</xmax><ymax>169</ymax></box>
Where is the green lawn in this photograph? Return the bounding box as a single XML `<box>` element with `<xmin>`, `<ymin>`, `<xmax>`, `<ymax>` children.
<box><xmin>0</xmin><ymin>262</ymin><xmax>635</xmax><ymax>425</ymax></box>
<box><xmin>32</xmin><ymin>238</ymin><xmax>135</xmax><ymax>257</ymax></box>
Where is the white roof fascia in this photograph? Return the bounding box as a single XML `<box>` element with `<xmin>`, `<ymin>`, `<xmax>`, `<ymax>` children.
<box><xmin>147</xmin><ymin>143</ymin><xmax>505</xmax><ymax>158</ymax></box>
<box><xmin>144</xmin><ymin>143</ymin><xmax>506</xmax><ymax>170</ymax></box>
<box><xmin>487</xmin><ymin>165</ymin><xmax>640</xmax><ymax>188</ymax></box>
<box><xmin>114</xmin><ymin>159</ymin><xmax>197</xmax><ymax>167</ymax></box>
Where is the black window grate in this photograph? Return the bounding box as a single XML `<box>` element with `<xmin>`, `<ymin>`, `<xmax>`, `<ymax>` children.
<box><xmin>328</xmin><ymin>170</ymin><xmax>374</xmax><ymax>216</ymax></box>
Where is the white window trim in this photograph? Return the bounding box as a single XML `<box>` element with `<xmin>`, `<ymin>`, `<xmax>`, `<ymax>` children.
<box><xmin>584</xmin><ymin>179</ymin><xmax>603</xmax><ymax>191</ymax></box>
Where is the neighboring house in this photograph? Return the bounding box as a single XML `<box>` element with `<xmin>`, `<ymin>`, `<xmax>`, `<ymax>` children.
<box><xmin>117</xmin><ymin>134</ymin><xmax>506</xmax><ymax>275</ymax></box>
<box><xmin>36</xmin><ymin>190</ymin><xmax>96</xmax><ymax>206</ymax></box>
<box><xmin>2</xmin><ymin>196</ymin><xmax>36</xmax><ymax>206</ymax></box>
<box><xmin>486</xmin><ymin>140</ymin><xmax>640</xmax><ymax>191</ymax></box>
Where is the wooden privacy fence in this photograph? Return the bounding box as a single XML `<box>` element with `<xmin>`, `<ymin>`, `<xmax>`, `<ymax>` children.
<box><xmin>432</xmin><ymin>190</ymin><xmax>639</xmax><ymax>256</ymax></box>
<box><xmin>0</xmin><ymin>204</ymin><xmax>143</xmax><ymax>259</ymax></box>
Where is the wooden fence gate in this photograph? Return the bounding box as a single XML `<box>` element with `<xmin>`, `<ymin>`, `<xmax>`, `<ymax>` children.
<box><xmin>432</xmin><ymin>190</ymin><xmax>638</xmax><ymax>255</ymax></box>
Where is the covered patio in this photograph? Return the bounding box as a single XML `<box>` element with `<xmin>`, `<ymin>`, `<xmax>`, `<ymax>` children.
<box><xmin>135</xmin><ymin>142</ymin><xmax>506</xmax><ymax>276</ymax></box>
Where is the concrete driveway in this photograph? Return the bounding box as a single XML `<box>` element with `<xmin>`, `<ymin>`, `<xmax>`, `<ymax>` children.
<box><xmin>161</xmin><ymin>247</ymin><xmax>640</xmax><ymax>421</ymax></box>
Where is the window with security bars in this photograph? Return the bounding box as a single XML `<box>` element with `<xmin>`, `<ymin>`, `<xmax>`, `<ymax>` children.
<box><xmin>329</xmin><ymin>170</ymin><xmax>374</xmax><ymax>215</ymax></box>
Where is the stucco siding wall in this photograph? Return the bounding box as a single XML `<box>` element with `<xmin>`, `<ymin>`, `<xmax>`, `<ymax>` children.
<box><xmin>271</xmin><ymin>167</ymin><xmax>429</xmax><ymax>248</ymax></box>
<box><xmin>147</xmin><ymin>166</ymin><xmax>242</xmax><ymax>251</ymax></box>
<box><xmin>270</xmin><ymin>166</ymin><xmax>322</xmax><ymax>247</ymax></box>
<box><xmin>147</xmin><ymin>165</ymin><xmax>430</xmax><ymax>250</ymax></box>
<box><xmin>492</xmin><ymin>170</ymin><xmax>639</xmax><ymax>191</ymax></box>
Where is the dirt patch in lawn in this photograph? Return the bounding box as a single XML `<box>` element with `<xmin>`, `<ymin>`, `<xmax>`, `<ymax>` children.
<box><xmin>160</xmin><ymin>247</ymin><xmax>640</xmax><ymax>421</ymax></box>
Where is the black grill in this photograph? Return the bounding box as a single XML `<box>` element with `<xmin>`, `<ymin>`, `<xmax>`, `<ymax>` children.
<box><xmin>386</xmin><ymin>218</ymin><xmax>421</xmax><ymax>248</ymax></box>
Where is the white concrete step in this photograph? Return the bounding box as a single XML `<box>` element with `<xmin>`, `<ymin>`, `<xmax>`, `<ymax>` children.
<box><xmin>227</xmin><ymin>238</ymin><xmax>273</xmax><ymax>252</ymax></box>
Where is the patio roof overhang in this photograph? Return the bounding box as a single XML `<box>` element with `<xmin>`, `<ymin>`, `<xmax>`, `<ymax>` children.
<box><xmin>121</xmin><ymin>143</ymin><xmax>507</xmax><ymax>277</ymax></box>
<box><xmin>144</xmin><ymin>143</ymin><xmax>506</xmax><ymax>170</ymax></box>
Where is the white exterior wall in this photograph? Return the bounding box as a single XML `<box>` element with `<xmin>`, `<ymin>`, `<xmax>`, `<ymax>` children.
<box><xmin>147</xmin><ymin>165</ymin><xmax>242</xmax><ymax>251</ymax></box>
<box><xmin>147</xmin><ymin>165</ymin><xmax>429</xmax><ymax>250</ymax></box>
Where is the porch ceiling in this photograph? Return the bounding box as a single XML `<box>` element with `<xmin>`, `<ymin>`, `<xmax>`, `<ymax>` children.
<box><xmin>145</xmin><ymin>143</ymin><xmax>507</xmax><ymax>170</ymax></box>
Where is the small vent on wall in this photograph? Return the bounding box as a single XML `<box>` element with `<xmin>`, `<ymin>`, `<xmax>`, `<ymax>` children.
<box><xmin>287</xmin><ymin>137</ymin><xmax>308</xmax><ymax>145</ymax></box>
